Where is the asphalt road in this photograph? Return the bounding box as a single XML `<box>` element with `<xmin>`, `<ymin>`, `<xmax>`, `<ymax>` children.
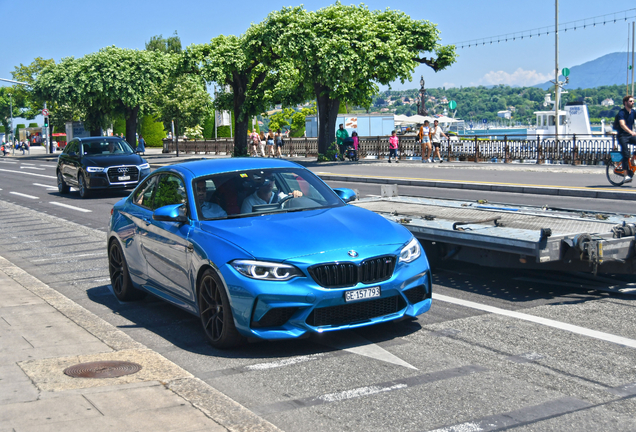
<box><xmin>1</xmin><ymin>157</ymin><xmax>635</xmax><ymax>431</ymax></box>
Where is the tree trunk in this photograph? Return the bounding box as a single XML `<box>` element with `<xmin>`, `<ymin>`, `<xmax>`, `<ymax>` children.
<box><xmin>315</xmin><ymin>83</ymin><xmax>340</xmax><ymax>155</ymax></box>
<box><xmin>125</xmin><ymin>106</ymin><xmax>139</xmax><ymax>148</ymax></box>
<box><xmin>232</xmin><ymin>75</ymin><xmax>249</xmax><ymax>157</ymax></box>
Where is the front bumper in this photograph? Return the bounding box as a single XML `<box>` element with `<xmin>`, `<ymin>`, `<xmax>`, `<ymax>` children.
<box><xmin>86</xmin><ymin>168</ymin><xmax>150</xmax><ymax>189</ymax></box>
<box><xmin>220</xmin><ymin>254</ymin><xmax>432</xmax><ymax>340</ymax></box>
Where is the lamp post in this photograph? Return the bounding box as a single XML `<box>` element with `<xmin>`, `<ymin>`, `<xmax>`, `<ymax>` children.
<box><xmin>418</xmin><ymin>75</ymin><xmax>428</xmax><ymax>116</ymax></box>
<box><xmin>9</xmin><ymin>93</ymin><xmax>14</xmax><ymax>155</ymax></box>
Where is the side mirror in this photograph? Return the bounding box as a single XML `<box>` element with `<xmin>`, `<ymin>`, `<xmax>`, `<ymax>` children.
<box><xmin>333</xmin><ymin>188</ymin><xmax>357</xmax><ymax>203</ymax></box>
<box><xmin>153</xmin><ymin>204</ymin><xmax>188</xmax><ymax>223</ymax></box>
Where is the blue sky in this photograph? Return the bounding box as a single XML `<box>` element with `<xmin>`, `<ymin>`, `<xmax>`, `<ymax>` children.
<box><xmin>1</xmin><ymin>1</ymin><xmax>633</xmax><ymax>95</ymax></box>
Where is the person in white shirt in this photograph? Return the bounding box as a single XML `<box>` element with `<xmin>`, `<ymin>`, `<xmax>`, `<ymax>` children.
<box><xmin>241</xmin><ymin>172</ymin><xmax>303</xmax><ymax>214</ymax></box>
<box><xmin>430</xmin><ymin>119</ymin><xmax>447</xmax><ymax>163</ymax></box>
<box><xmin>196</xmin><ymin>180</ymin><xmax>227</xmax><ymax>219</ymax></box>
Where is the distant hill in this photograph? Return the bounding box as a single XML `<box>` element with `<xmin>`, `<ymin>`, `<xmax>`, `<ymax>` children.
<box><xmin>535</xmin><ymin>52</ymin><xmax>632</xmax><ymax>89</ymax></box>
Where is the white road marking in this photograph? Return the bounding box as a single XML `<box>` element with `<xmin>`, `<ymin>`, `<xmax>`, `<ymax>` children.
<box><xmin>0</xmin><ymin>168</ymin><xmax>56</xmax><ymax>179</ymax></box>
<box><xmin>39</xmin><ymin>164</ymin><xmax>55</xmax><ymax>168</ymax></box>
<box><xmin>429</xmin><ymin>422</ymin><xmax>483</xmax><ymax>432</ymax></box>
<box><xmin>49</xmin><ymin>202</ymin><xmax>92</xmax><ymax>213</ymax></box>
<box><xmin>318</xmin><ymin>383</ymin><xmax>407</xmax><ymax>402</ymax></box>
<box><xmin>31</xmin><ymin>252</ymin><xmax>106</xmax><ymax>262</ymax></box>
<box><xmin>433</xmin><ymin>293</ymin><xmax>636</xmax><ymax>349</ymax></box>
<box><xmin>321</xmin><ymin>331</ymin><xmax>418</xmax><ymax>370</ymax></box>
<box><xmin>33</xmin><ymin>183</ymin><xmax>57</xmax><ymax>189</ymax></box>
<box><xmin>0</xmin><ymin>160</ymin><xmax>17</xmax><ymax>164</ymax></box>
<box><xmin>21</xmin><ymin>166</ymin><xmax>45</xmax><ymax>171</ymax></box>
<box><xmin>246</xmin><ymin>353</ymin><xmax>326</xmax><ymax>370</ymax></box>
<box><xmin>21</xmin><ymin>163</ymin><xmax>35</xmax><ymax>165</ymax></box>
<box><xmin>10</xmin><ymin>192</ymin><xmax>38</xmax><ymax>199</ymax></box>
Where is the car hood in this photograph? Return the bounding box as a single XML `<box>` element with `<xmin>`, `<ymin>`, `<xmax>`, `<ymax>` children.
<box><xmin>82</xmin><ymin>154</ymin><xmax>145</xmax><ymax>168</ymax></box>
<box><xmin>199</xmin><ymin>205</ymin><xmax>412</xmax><ymax>262</ymax></box>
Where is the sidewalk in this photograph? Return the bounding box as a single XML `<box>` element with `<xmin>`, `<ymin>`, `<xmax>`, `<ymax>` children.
<box><xmin>0</xmin><ymin>255</ymin><xmax>279</xmax><ymax>432</ymax></box>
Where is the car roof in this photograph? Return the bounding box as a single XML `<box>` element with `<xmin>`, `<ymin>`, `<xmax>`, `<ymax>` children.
<box><xmin>76</xmin><ymin>136</ymin><xmax>125</xmax><ymax>142</ymax></box>
<box><xmin>154</xmin><ymin>158</ymin><xmax>305</xmax><ymax>179</ymax></box>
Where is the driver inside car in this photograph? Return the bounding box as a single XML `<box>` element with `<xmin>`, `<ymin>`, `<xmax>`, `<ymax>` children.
<box><xmin>240</xmin><ymin>172</ymin><xmax>303</xmax><ymax>214</ymax></box>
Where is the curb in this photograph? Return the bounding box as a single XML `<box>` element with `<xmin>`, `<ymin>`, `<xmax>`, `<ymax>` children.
<box><xmin>0</xmin><ymin>254</ymin><xmax>281</xmax><ymax>432</ymax></box>
<box><xmin>316</xmin><ymin>174</ymin><xmax>636</xmax><ymax>201</ymax></box>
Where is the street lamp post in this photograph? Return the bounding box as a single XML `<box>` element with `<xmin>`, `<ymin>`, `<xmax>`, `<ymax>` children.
<box><xmin>9</xmin><ymin>93</ymin><xmax>14</xmax><ymax>155</ymax></box>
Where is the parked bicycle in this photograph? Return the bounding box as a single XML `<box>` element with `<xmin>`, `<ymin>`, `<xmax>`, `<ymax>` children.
<box><xmin>606</xmin><ymin>150</ymin><xmax>636</xmax><ymax>186</ymax></box>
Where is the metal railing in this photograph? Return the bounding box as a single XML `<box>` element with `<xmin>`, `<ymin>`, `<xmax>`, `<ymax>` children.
<box><xmin>163</xmin><ymin>134</ymin><xmax>619</xmax><ymax>164</ymax></box>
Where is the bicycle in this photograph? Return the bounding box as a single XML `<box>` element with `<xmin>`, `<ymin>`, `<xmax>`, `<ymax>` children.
<box><xmin>606</xmin><ymin>150</ymin><xmax>636</xmax><ymax>186</ymax></box>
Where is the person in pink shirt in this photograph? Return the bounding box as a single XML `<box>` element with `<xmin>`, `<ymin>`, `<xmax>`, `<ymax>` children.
<box><xmin>388</xmin><ymin>130</ymin><xmax>399</xmax><ymax>163</ymax></box>
<box><xmin>351</xmin><ymin>131</ymin><xmax>359</xmax><ymax>161</ymax></box>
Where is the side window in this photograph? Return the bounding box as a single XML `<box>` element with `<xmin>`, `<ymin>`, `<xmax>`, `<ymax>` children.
<box><xmin>132</xmin><ymin>175</ymin><xmax>159</xmax><ymax>209</ymax></box>
<box><xmin>152</xmin><ymin>174</ymin><xmax>186</xmax><ymax>211</ymax></box>
<box><xmin>64</xmin><ymin>141</ymin><xmax>78</xmax><ymax>154</ymax></box>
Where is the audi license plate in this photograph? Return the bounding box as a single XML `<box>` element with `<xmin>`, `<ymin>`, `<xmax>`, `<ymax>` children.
<box><xmin>344</xmin><ymin>286</ymin><xmax>381</xmax><ymax>302</ymax></box>
<box><xmin>118</xmin><ymin>175</ymin><xmax>130</xmax><ymax>181</ymax></box>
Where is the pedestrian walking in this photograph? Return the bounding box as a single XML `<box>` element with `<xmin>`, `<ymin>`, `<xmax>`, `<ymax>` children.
<box><xmin>275</xmin><ymin>129</ymin><xmax>284</xmax><ymax>158</ymax></box>
<box><xmin>266</xmin><ymin>130</ymin><xmax>275</xmax><ymax>157</ymax></box>
<box><xmin>259</xmin><ymin>131</ymin><xmax>267</xmax><ymax>157</ymax></box>
<box><xmin>249</xmin><ymin>130</ymin><xmax>261</xmax><ymax>156</ymax></box>
<box><xmin>430</xmin><ymin>120</ymin><xmax>447</xmax><ymax>163</ymax></box>
<box><xmin>421</xmin><ymin>120</ymin><xmax>432</xmax><ymax>163</ymax></box>
<box><xmin>136</xmin><ymin>135</ymin><xmax>146</xmax><ymax>155</ymax></box>
<box><xmin>388</xmin><ymin>131</ymin><xmax>399</xmax><ymax>163</ymax></box>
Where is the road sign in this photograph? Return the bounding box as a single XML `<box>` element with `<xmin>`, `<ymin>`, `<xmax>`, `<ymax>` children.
<box><xmin>448</xmin><ymin>100</ymin><xmax>457</xmax><ymax>110</ymax></box>
<box><xmin>42</xmin><ymin>108</ymin><xmax>49</xmax><ymax>116</ymax></box>
<box><xmin>561</xmin><ymin>68</ymin><xmax>570</xmax><ymax>77</ymax></box>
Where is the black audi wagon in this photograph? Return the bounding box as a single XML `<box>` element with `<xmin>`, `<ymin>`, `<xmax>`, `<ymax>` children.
<box><xmin>56</xmin><ymin>136</ymin><xmax>150</xmax><ymax>198</ymax></box>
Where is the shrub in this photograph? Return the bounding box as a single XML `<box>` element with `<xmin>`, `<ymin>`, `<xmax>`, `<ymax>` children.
<box><xmin>317</xmin><ymin>142</ymin><xmax>339</xmax><ymax>162</ymax></box>
<box><xmin>28</xmin><ymin>122</ymin><xmax>39</xmax><ymax>128</ymax></box>
<box><xmin>139</xmin><ymin>115</ymin><xmax>166</xmax><ymax>147</ymax></box>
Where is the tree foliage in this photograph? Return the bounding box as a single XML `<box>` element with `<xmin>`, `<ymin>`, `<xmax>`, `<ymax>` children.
<box><xmin>145</xmin><ymin>31</ymin><xmax>182</xmax><ymax>54</ymax></box>
<box><xmin>35</xmin><ymin>47</ymin><xmax>172</xmax><ymax>142</ymax></box>
<box><xmin>263</xmin><ymin>3</ymin><xmax>457</xmax><ymax>154</ymax></box>
<box><xmin>139</xmin><ymin>114</ymin><xmax>166</xmax><ymax>146</ymax></box>
<box><xmin>10</xmin><ymin>57</ymin><xmax>55</xmax><ymax>119</ymax></box>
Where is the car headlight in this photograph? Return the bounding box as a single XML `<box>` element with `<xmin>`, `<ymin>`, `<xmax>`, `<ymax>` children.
<box><xmin>86</xmin><ymin>166</ymin><xmax>104</xmax><ymax>173</ymax></box>
<box><xmin>138</xmin><ymin>163</ymin><xmax>150</xmax><ymax>170</ymax></box>
<box><xmin>399</xmin><ymin>238</ymin><xmax>421</xmax><ymax>263</ymax></box>
<box><xmin>231</xmin><ymin>260</ymin><xmax>303</xmax><ymax>281</ymax></box>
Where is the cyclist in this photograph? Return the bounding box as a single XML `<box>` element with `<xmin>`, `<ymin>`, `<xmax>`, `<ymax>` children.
<box><xmin>616</xmin><ymin>95</ymin><xmax>636</xmax><ymax>182</ymax></box>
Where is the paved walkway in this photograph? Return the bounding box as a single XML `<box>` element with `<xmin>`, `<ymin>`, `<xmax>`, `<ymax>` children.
<box><xmin>0</xmin><ymin>255</ymin><xmax>279</xmax><ymax>432</ymax></box>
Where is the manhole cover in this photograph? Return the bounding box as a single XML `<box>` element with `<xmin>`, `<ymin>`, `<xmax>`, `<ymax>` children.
<box><xmin>63</xmin><ymin>361</ymin><xmax>142</xmax><ymax>378</ymax></box>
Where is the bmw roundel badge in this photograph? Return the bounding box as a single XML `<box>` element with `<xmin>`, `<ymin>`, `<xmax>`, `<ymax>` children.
<box><xmin>348</xmin><ymin>250</ymin><xmax>358</xmax><ymax>257</ymax></box>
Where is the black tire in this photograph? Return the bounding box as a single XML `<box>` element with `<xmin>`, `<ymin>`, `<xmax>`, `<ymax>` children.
<box><xmin>198</xmin><ymin>269</ymin><xmax>244</xmax><ymax>348</ymax></box>
<box><xmin>78</xmin><ymin>172</ymin><xmax>91</xmax><ymax>198</ymax></box>
<box><xmin>606</xmin><ymin>162</ymin><xmax>625</xmax><ymax>186</ymax></box>
<box><xmin>57</xmin><ymin>171</ymin><xmax>70</xmax><ymax>194</ymax></box>
<box><xmin>108</xmin><ymin>240</ymin><xmax>146</xmax><ymax>301</ymax></box>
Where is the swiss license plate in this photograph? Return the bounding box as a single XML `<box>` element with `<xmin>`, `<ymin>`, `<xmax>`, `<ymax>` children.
<box><xmin>344</xmin><ymin>286</ymin><xmax>381</xmax><ymax>302</ymax></box>
<box><xmin>118</xmin><ymin>175</ymin><xmax>130</xmax><ymax>181</ymax></box>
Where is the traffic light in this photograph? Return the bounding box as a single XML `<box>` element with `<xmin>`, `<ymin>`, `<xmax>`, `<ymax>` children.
<box><xmin>44</xmin><ymin>117</ymin><xmax>49</xmax><ymax>128</ymax></box>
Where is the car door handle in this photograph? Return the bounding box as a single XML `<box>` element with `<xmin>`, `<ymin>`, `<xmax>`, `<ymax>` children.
<box><xmin>142</xmin><ymin>217</ymin><xmax>151</xmax><ymax>226</ymax></box>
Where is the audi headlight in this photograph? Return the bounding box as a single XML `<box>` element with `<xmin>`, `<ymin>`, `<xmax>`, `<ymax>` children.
<box><xmin>138</xmin><ymin>163</ymin><xmax>150</xmax><ymax>170</ymax></box>
<box><xmin>399</xmin><ymin>238</ymin><xmax>421</xmax><ymax>263</ymax></box>
<box><xmin>231</xmin><ymin>260</ymin><xmax>303</xmax><ymax>281</ymax></box>
<box><xmin>86</xmin><ymin>166</ymin><xmax>104</xmax><ymax>173</ymax></box>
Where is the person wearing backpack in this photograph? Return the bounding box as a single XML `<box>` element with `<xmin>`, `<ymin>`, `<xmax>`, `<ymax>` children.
<box><xmin>615</xmin><ymin>95</ymin><xmax>636</xmax><ymax>182</ymax></box>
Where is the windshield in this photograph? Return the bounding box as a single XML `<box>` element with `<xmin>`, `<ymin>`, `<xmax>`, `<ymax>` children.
<box><xmin>82</xmin><ymin>139</ymin><xmax>134</xmax><ymax>156</ymax></box>
<box><xmin>194</xmin><ymin>168</ymin><xmax>344</xmax><ymax>220</ymax></box>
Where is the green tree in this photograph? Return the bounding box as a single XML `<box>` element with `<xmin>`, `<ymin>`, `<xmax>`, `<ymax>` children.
<box><xmin>268</xmin><ymin>107</ymin><xmax>295</xmax><ymax>131</ymax></box>
<box><xmin>10</xmin><ymin>57</ymin><xmax>55</xmax><ymax>119</ymax></box>
<box><xmin>264</xmin><ymin>4</ymin><xmax>457</xmax><ymax>154</ymax></box>
<box><xmin>290</xmin><ymin>104</ymin><xmax>317</xmax><ymax>137</ymax></box>
<box><xmin>35</xmin><ymin>47</ymin><xmax>171</xmax><ymax>143</ymax></box>
<box><xmin>145</xmin><ymin>31</ymin><xmax>182</xmax><ymax>54</ymax></box>
<box><xmin>151</xmin><ymin>73</ymin><xmax>211</xmax><ymax>139</ymax></box>
<box><xmin>182</xmin><ymin>18</ymin><xmax>303</xmax><ymax>156</ymax></box>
